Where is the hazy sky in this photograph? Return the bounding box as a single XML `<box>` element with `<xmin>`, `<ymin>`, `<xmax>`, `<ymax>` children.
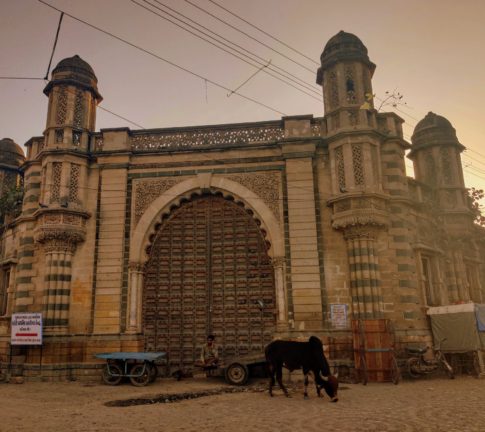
<box><xmin>1</xmin><ymin>0</ymin><xmax>485</xmax><ymax>197</ymax></box>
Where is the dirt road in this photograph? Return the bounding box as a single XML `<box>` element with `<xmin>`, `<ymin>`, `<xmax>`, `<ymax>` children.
<box><xmin>0</xmin><ymin>376</ymin><xmax>484</xmax><ymax>432</ymax></box>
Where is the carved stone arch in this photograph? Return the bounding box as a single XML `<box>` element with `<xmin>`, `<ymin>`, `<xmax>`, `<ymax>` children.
<box><xmin>130</xmin><ymin>176</ymin><xmax>284</xmax><ymax>266</ymax></box>
<box><xmin>126</xmin><ymin>175</ymin><xmax>288</xmax><ymax>336</ymax></box>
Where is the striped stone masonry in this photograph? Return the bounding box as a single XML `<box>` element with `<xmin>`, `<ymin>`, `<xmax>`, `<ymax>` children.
<box><xmin>343</xmin><ymin>225</ymin><xmax>383</xmax><ymax>319</ymax></box>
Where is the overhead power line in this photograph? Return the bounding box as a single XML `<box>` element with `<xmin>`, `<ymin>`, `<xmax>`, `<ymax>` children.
<box><xmin>205</xmin><ymin>0</ymin><xmax>319</xmax><ymax>66</ymax></box>
<box><xmin>37</xmin><ymin>0</ymin><xmax>287</xmax><ymax>116</ymax></box>
<box><xmin>44</xmin><ymin>12</ymin><xmax>64</xmax><ymax>79</ymax></box>
<box><xmin>0</xmin><ymin>76</ymin><xmax>45</xmax><ymax>80</ymax></box>
<box><xmin>131</xmin><ymin>0</ymin><xmax>321</xmax><ymax>100</ymax></box>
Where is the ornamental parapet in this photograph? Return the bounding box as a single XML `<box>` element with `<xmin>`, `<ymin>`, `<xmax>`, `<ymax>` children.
<box><xmin>93</xmin><ymin>118</ymin><xmax>323</xmax><ymax>152</ymax></box>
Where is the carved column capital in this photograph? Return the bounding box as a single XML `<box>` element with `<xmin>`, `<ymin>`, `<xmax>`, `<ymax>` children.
<box><xmin>271</xmin><ymin>256</ymin><xmax>286</xmax><ymax>268</ymax></box>
<box><xmin>343</xmin><ymin>224</ymin><xmax>382</xmax><ymax>240</ymax></box>
<box><xmin>129</xmin><ymin>261</ymin><xmax>145</xmax><ymax>273</ymax></box>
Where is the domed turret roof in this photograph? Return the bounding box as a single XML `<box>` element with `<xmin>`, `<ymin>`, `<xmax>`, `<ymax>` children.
<box><xmin>43</xmin><ymin>55</ymin><xmax>102</xmax><ymax>101</ymax></box>
<box><xmin>411</xmin><ymin>112</ymin><xmax>463</xmax><ymax>151</ymax></box>
<box><xmin>52</xmin><ymin>55</ymin><xmax>97</xmax><ymax>81</ymax></box>
<box><xmin>317</xmin><ymin>31</ymin><xmax>376</xmax><ymax>84</ymax></box>
<box><xmin>0</xmin><ymin>138</ymin><xmax>25</xmax><ymax>167</ymax></box>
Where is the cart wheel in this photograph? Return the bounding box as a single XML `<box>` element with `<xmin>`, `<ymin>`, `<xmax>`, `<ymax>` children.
<box><xmin>149</xmin><ymin>363</ymin><xmax>158</xmax><ymax>383</ymax></box>
<box><xmin>130</xmin><ymin>363</ymin><xmax>151</xmax><ymax>387</ymax></box>
<box><xmin>390</xmin><ymin>357</ymin><xmax>401</xmax><ymax>385</ymax></box>
<box><xmin>225</xmin><ymin>362</ymin><xmax>249</xmax><ymax>386</ymax></box>
<box><xmin>102</xmin><ymin>363</ymin><xmax>123</xmax><ymax>386</ymax></box>
<box><xmin>406</xmin><ymin>357</ymin><xmax>421</xmax><ymax>379</ymax></box>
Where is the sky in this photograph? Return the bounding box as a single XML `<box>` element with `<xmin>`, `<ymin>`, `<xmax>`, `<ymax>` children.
<box><xmin>1</xmin><ymin>0</ymin><xmax>485</xmax><ymax>199</ymax></box>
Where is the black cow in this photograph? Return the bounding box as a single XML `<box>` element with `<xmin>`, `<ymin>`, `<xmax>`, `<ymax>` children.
<box><xmin>265</xmin><ymin>336</ymin><xmax>338</xmax><ymax>401</ymax></box>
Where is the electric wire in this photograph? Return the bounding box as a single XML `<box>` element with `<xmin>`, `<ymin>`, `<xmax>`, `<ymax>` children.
<box><xmin>131</xmin><ymin>0</ymin><xmax>321</xmax><ymax>100</ymax></box>
<box><xmin>205</xmin><ymin>0</ymin><xmax>319</xmax><ymax>66</ymax></box>
<box><xmin>147</xmin><ymin>0</ymin><xmax>320</xmax><ymax>93</ymax></box>
<box><xmin>37</xmin><ymin>0</ymin><xmax>287</xmax><ymax>116</ymax></box>
<box><xmin>44</xmin><ymin>12</ymin><xmax>64</xmax><ymax>80</ymax></box>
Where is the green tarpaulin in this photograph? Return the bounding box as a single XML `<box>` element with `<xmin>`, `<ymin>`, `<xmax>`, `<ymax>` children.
<box><xmin>427</xmin><ymin>303</ymin><xmax>485</xmax><ymax>352</ymax></box>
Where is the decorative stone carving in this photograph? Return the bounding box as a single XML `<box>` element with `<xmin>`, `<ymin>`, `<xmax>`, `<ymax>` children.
<box><xmin>271</xmin><ymin>256</ymin><xmax>285</xmax><ymax>268</ymax></box>
<box><xmin>335</xmin><ymin>146</ymin><xmax>346</xmax><ymax>190</ymax></box>
<box><xmin>352</xmin><ymin>144</ymin><xmax>365</xmax><ymax>186</ymax></box>
<box><xmin>69</xmin><ymin>164</ymin><xmax>81</xmax><ymax>204</ymax></box>
<box><xmin>131</xmin><ymin>124</ymin><xmax>285</xmax><ymax>151</ymax></box>
<box><xmin>73</xmin><ymin>90</ymin><xmax>84</xmax><ymax>129</ymax></box>
<box><xmin>440</xmin><ymin>147</ymin><xmax>453</xmax><ymax>185</ymax></box>
<box><xmin>129</xmin><ymin>261</ymin><xmax>145</xmax><ymax>273</ymax></box>
<box><xmin>134</xmin><ymin>178</ymin><xmax>185</xmax><ymax>224</ymax></box>
<box><xmin>50</xmin><ymin>162</ymin><xmax>62</xmax><ymax>203</ymax></box>
<box><xmin>35</xmin><ymin>227</ymin><xmax>85</xmax><ymax>253</ymax></box>
<box><xmin>332</xmin><ymin>208</ymin><xmax>389</xmax><ymax>230</ymax></box>
<box><xmin>56</xmin><ymin>86</ymin><xmax>67</xmax><ymax>125</ymax></box>
<box><xmin>226</xmin><ymin>172</ymin><xmax>281</xmax><ymax>220</ymax></box>
<box><xmin>343</xmin><ymin>224</ymin><xmax>381</xmax><ymax>240</ymax></box>
<box><xmin>329</xmin><ymin>71</ymin><xmax>339</xmax><ymax>108</ymax></box>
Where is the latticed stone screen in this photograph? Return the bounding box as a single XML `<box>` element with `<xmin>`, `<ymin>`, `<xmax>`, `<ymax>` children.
<box><xmin>69</xmin><ymin>163</ymin><xmax>80</xmax><ymax>203</ymax></box>
<box><xmin>73</xmin><ymin>90</ymin><xmax>84</xmax><ymax>129</ymax></box>
<box><xmin>440</xmin><ymin>147</ymin><xmax>453</xmax><ymax>184</ymax></box>
<box><xmin>352</xmin><ymin>144</ymin><xmax>365</xmax><ymax>186</ymax></box>
<box><xmin>335</xmin><ymin>146</ymin><xmax>346</xmax><ymax>190</ymax></box>
<box><xmin>50</xmin><ymin>162</ymin><xmax>62</xmax><ymax>203</ymax></box>
<box><xmin>56</xmin><ymin>86</ymin><xmax>67</xmax><ymax>125</ymax></box>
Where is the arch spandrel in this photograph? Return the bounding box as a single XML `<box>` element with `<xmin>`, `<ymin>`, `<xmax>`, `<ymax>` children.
<box><xmin>129</xmin><ymin>175</ymin><xmax>284</xmax><ymax>266</ymax></box>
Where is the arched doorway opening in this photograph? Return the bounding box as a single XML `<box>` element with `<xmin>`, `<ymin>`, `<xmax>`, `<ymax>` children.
<box><xmin>143</xmin><ymin>192</ymin><xmax>276</xmax><ymax>371</ymax></box>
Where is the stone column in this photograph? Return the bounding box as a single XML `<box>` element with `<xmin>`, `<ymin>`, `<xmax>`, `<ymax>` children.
<box><xmin>42</xmin><ymin>240</ymin><xmax>76</xmax><ymax>332</ymax></box>
<box><xmin>35</xmin><ymin>215</ymin><xmax>86</xmax><ymax>334</ymax></box>
<box><xmin>272</xmin><ymin>256</ymin><xmax>287</xmax><ymax>327</ymax></box>
<box><xmin>344</xmin><ymin>226</ymin><xmax>383</xmax><ymax>319</ymax></box>
<box><xmin>127</xmin><ymin>262</ymin><xmax>144</xmax><ymax>333</ymax></box>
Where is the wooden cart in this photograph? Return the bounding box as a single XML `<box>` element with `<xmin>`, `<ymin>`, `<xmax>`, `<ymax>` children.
<box><xmin>95</xmin><ymin>352</ymin><xmax>167</xmax><ymax>386</ymax></box>
<box><xmin>352</xmin><ymin>319</ymin><xmax>401</xmax><ymax>385</ymax></box>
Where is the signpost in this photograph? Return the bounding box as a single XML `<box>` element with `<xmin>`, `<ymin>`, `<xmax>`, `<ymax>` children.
<box><xmin>330</xmin><ymin>304</ymin><xmax>348</xmax><ymax>329</ymax></box>
<box><xmin>8</xmin><ymin>313</ymin><xmax>43</xmax><ymax>378</ymax></box>
<box><xmin>11</xmin><ymin>313</ymin><xmax>43</xmax><ymax>345</ymax></box>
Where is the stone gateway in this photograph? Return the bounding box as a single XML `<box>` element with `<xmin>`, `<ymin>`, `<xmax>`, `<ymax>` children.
<box><xmin>1</xmin><ymin>31</ymin><xmax>484</xmax><ymax>379</ymax></box>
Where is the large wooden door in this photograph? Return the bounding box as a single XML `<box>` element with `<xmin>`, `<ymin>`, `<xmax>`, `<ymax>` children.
<box><xmin>143</xmin><ymin>194</ymin><xmax>275</xmax><ymax>371</ymax></box>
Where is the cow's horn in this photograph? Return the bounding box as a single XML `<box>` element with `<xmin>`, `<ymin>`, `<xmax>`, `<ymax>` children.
<box><xmin>320</xmin><ymin>373</ymin><xmax>329</xmax><ymax>382</ymax></box>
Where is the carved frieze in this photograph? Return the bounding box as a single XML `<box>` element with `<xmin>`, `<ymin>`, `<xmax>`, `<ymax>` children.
<box><xmin>131</xmin><ymin>125</ymin><xmax>285</xmax><ymax>151</ymax></box>
<box><xmin>133</xmin><ymin>178</ymin><xmax>185</xmax><ymax>224</ymax></box>
<box><xmin>226</xmin><ymin>172</ymin><xmax>281</xmax><ymax>220</ymax></box>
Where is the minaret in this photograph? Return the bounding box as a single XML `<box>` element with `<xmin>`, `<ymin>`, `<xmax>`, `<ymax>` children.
<box><xmin>43</xmin><ymin>55</ymin><xmax>101</xmax><ymax>151</ymax></box>
<box><xmin>34</xmin><ymin>55</ymin><xmax>101</xmax><ymax>332</ymax></box>
<box><xmin>318</xmin><ymin>32</ymin><xmax>388</xmax><ymax>319</ymax></box>
<box><xmin>317</xmin><ymin>30</ymin><xmax>377</xmax><ymax>134</ymax></box>
<box><xmin>409</xmin><ymin>112</ymin><xmax>475</xmax><ymax>303</ymax></box>
<box><xmin>409</xmin><ymin>112</ymin><xmax>468</xmax><ymax>211</ymax></box>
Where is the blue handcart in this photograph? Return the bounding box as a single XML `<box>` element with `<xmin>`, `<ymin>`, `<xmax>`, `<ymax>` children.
<box><xmin>94</xmin><ymin>352</ymin><xmax>167</xmax><ymax>386</ymax></box>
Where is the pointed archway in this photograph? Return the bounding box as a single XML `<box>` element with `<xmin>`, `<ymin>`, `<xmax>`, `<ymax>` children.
<box><xmin>143</xmin><ymin>192</ymin><xmax>276</xmax><ymax>371</ymax></box>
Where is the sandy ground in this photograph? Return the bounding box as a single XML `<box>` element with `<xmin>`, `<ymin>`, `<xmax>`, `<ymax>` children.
<box><xmin>1</xmin><ymin>375</ymin><xmax>484</xmax><ymax>432</ymax></box>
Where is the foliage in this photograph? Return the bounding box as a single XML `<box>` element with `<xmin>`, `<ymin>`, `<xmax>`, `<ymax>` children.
<box><xmin>468</xmin><ymin>187</ymin><xmax>485</xmax><ymax>227</ymax></box>
<box><xmin>376</xmin><ymin>90</ymin><xmax>407</xmax><ymax>112</ymax></box>
<box><xmin>0</xmin><ymin>184</ymin><xmax>23</xmax><ymax>224</ymax></box>
<box><xmin>360</xmin><ymin>89</ymin><xmax>408</xmax><ymax>113</ymax></box>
